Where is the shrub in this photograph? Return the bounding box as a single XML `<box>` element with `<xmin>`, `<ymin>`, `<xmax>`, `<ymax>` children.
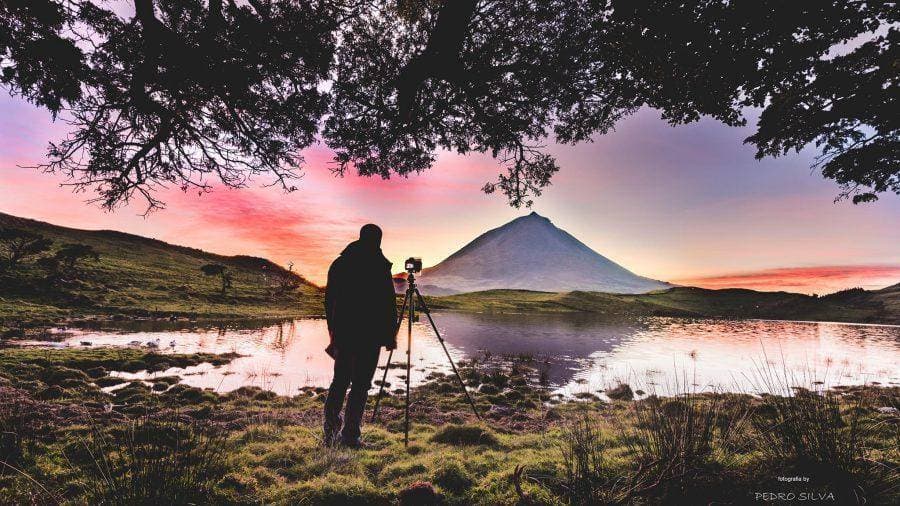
<box><xmin>753</xmin><ymin>388</ymin><xmax>860</xmax><ymax>469</ymax></box>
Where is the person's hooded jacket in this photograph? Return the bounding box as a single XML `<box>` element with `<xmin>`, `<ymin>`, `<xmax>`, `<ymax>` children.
<box><xmin>325</xmin><ymin>240</ymin><xmax>398</xmax><ymax>349</ymax></box>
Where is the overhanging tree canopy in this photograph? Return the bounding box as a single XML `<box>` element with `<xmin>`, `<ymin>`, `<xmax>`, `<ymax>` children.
<box><xmin>1</xmin><ymin>0</ymin><xmax>897</xmax><ymax>210</ymax></box>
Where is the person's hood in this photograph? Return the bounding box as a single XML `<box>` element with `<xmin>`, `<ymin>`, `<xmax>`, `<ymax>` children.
<box><xmin>340</xmin><ymin>240</ymin><xmax>392</xmax><ymax>268</ymax></box>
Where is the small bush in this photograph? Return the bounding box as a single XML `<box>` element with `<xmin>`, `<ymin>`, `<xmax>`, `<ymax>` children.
<box><xmin>429</xmin><ymin>424</ymin><xmax>499</xmax><ymax>447</ymax></box>
<box><xmin>0</xmin><ymin>388</ymin><xmax>42</xmax><ymax>472</ymax></box>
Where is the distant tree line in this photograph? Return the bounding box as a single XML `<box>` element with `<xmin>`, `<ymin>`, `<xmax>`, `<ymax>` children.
<box><xmin>1</xmin><ymin>1</ymin><xmax>895</xmax><ymax>211</ymax></box>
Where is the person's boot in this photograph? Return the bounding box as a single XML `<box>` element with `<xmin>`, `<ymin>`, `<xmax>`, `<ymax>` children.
<box><xmin>322</xmin><ymin>403</ymin><xmax>343</xmax><ymax>447</ymax></box>
<box><xmin>340</xmin><ymin>437</ymin><xmax>367</xmax><ymax>449</ymax></box>
<box><xmin>342</xmin><ymin>386</ymin><xmax>368</xmax><ymax>446</ymax></box>
<box><xmin>323</xmin><ymin>380</ymin><xmax>348</xmax><ymax>447</ymax></box>
<box><xmin>323</xmin><ymin>427</ymin><xmax>341</xmax><ymax>447</ymax></box>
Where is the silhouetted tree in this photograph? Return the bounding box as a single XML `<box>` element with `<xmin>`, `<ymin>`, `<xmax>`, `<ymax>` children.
<box><xmin>1</xmin><ymin>0</ymin><xmax>335</xmax><ymax>213</ymax></box>
<box><xmin>326</xmin><ymin>0</ymin><xmax>898</xmax><ymax>206</ymax></box>
<box><xmin>56</xmin><ymin>243</ymin><xmax>99</xmax><ymax>266</ymax></box>
<box><xmin>0</xmin><ymin>228</ymin><xmax>53</xmax><ymax>271</ymax></box>
<box><xmin>269</xmin><ymin>269</ymin><xmax>301</xmax><ymax>296</ymax></box>
<box><xmin>38</xmin><ymin>243</ymin><xmax>100</xmax><ymax>283</ymax></box>
<box><xmin>2</xmin><ymin>1</ymin><xmax>896</xmax><ymax>208</ymax></box>
<box><xmin>200</xmin><ymin>263</ymin><xmax>231</xmax><ymax>295</ymax></box>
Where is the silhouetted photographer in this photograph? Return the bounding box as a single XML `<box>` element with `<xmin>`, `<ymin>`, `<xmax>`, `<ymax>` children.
<box><xmin>323</xmin><ymin>224</ymin><xmax>397</xmax><ymax>448</ymax></box>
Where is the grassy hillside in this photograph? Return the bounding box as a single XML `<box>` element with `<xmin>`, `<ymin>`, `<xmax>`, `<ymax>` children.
<box><xmin>0</xmin><ymin>213</ymin><xmax>323</xmax><ymax>329</ymax></box>
<box><xmin>429</xmin><ymin>284</ymin><xmax>900</xmax><ymax>325</ymax></box>
<box><xmin>2</xmin><ymin>212</ymin><xmax>895</xmax><ymax>329</ymax></box>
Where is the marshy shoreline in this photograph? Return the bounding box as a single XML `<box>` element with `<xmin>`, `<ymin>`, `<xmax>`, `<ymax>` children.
<box><xmin>0</xmin><ymin>346</ymin><xmax>897</xmax><ymax>505</ymax></box>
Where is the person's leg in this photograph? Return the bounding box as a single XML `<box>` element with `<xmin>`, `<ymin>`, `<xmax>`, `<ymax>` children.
<box><xmin>341</xmin><ymin>346</ymin><xmax>381</xmax><ymax>445</ymax></box>
<box><xmin>323</xmin><ymin>350</ymin><xmax>352</xmax><ymax>446</ymax></box>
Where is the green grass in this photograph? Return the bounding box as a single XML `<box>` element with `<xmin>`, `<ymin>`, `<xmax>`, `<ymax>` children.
<box><xmin>0</xmin><ymin>213</ymin><xmax>324</xmax><ymax>332</ymax></box>
<box><xmin>0</xmin><ymin>347</ymin><xmax>896</xmax><ymax>505</ymax></box>
<box><xmin>428</xmin><ymin>284</ymin><xmax>900</xmax><ymax>324</ymax></box>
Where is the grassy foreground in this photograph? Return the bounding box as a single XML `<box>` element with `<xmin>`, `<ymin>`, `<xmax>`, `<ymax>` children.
<box><xmin>0</xmin><ymin>213</ymin><xmax>324</xmax><ymax>335</ymax></box>
<box><xmin>0</xmin><ymin>347</ymin><xmax>897</xmax><ymax>505</ymax></box>
<box><xmin>429</xmin><ymin>283</ymin><xmax>900</xmax><ymax>325</ymax></box>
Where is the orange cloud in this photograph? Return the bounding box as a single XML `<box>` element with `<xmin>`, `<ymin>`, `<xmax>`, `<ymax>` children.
<box><xmin>675</xmin><ymin>265</ymin><xmax>900</xmax><ymax>294</ymax></box>
<box><xmin>164</xmin><ymin>186</ymin><xmax>362</xmax><ymax>284</ymax></box>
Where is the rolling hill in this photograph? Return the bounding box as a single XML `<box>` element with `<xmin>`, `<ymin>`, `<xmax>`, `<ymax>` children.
<box><xmin>428</xmin><ymin>284</ymin><xmax>900</xmax><ymax>325</ymax></box>
<box><xmin>3</xmin><ymin>212</ymin><xmax>896</xmax><ymax>330</ymax></box>
<box><xmin>420</xmin><ymin>212</ymin><xmax>671</xmax><ymax>293</ymax></box>
<box><xmin>0</xmin><ymin>212</ymin><xmax>323</xmax><ymax>327</ymax></box>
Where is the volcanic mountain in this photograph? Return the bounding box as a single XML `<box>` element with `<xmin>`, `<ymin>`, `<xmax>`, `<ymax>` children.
<box><xmin>419</xmin><ymin>212</ymin><xmax>671</xmax><ymax>294</ymax></box>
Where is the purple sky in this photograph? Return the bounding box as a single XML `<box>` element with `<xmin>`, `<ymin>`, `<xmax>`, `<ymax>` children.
<box><xmin>1</xmin><ymin>94</ymin><xmax>898</xmax><ymax>293</ymax></box>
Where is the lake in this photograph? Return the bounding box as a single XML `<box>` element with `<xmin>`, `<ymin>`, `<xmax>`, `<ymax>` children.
<box><xmin>29</xmin><ymin>313</ymin><xmax>900</xmax><ymax>398</ymax></box>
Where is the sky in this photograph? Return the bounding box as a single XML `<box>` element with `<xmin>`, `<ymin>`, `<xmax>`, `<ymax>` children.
<box><xmin>1</xmin><ymin>95</ymin><xmax>898</xmax><ymax>294</ymax></box>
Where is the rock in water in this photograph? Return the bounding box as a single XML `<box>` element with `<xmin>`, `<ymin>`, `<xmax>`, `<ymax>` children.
<box><xmin>420</xmin><ymin>212</ymin><xmax>671</xmax><ymax>293</ymax></box>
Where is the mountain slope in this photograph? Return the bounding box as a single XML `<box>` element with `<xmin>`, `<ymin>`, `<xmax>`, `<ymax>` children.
<box><xmin>0</xmin><ymin>213</ymin><xmax>322</xmax><ymax>326</ymax></box>
<box><xmin>420</xmin><ymin>212</ymin><xmax>670</xmax><ymax>294</ymax></box>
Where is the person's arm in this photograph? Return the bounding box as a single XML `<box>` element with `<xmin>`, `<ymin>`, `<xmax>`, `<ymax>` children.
<box><xmin>324</xmin><ymin>260</ymin><xmax>340</xmax><ymax>340</ymax></box>
<box><xmin>384</xmin><ymin>269</ymin><xmax>398</xmax><ymax>350</ymax></box>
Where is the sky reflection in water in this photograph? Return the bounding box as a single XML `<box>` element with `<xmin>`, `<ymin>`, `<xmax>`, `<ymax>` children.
<box><xmin>48</xmin><ymin>314</ymin><xmax>900</xmax><ymax>398</ymax></box>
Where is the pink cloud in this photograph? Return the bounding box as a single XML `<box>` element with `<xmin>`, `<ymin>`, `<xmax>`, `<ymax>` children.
<box><xmin>675</xmin><ymin>265</ymin><xmax>900</xmax><ymax>294</ymax></box>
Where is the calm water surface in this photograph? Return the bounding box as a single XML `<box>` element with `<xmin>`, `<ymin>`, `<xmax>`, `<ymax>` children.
<box><xmin>34</xmin><ymin>314</ymin><xmax>900</xmax><ymax>397</ymax></box>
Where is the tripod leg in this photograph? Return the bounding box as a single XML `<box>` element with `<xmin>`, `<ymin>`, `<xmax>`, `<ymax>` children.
<box><xmin>404</xmin><ymin>287</ymin><xmax>414</xmax><ymax>446</ymax></box>
<box><xmin>414</xmin><ymin>289</ymin><xmax>481</xmax><ymax>420</ymax></box>
<box><xmin>371</xmin><ymin>290</ymin><xmax>409</xmax><ymax>423</ymax></box>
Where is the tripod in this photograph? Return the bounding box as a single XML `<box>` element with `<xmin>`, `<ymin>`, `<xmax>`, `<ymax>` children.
<box><xmin>371</xmin><ymin>271</ymin><xmax>481</xmax><ymax>446</ymax></box>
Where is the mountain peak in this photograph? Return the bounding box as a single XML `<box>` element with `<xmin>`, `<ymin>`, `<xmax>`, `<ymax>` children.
<box><xmin>421</xmin><ymin>214</ymin><xmax>671</xmax><ymax>294</ymax></box>
<box><xmin>512</xmin><ymin>211</ymin><xmax>551</xmax><ymax>226</ymax></box>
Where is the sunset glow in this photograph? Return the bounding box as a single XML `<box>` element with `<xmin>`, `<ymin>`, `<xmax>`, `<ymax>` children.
<box><xmin>2</xmin><ymin>98</ymin><xmax>898</xmax><ymax>293</ymax></box>
<box><xmin>675</xmin><ymin>265</ymin><xmax>900</xmax><ymax>294</ymax></box>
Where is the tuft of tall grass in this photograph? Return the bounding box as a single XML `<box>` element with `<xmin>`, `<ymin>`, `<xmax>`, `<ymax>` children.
<box><xmin>747</xmin><ymin>359</ymin><xmax>898</xmax><ymax>502</ymax></box>
<box><xmin>0</xmin><ymin>387</ymin><xmax>35</xmax><ymax>472</ymax></box>
<box><xmin>0</xmin><ymin>387</ymin><xmax>64</xmax><ymax>504</ymax></box>
<box><xmin>558</xmin><ymin>409</ymin><xmax>626</xmax><ymax>504</ymax></box>
<box><xmin>68</xmin><ymin>411</ymin><xmax>228</xmax><ymax>505</ymax></box>
<box><xmin>624</xmin><ymin>390</ymin><xmax>747</xmax><ymax>499</ymax></box>
<box><xmin>560</xmin><ymin>412</ymin><xmax>607</xmax><ymax>504</ymax></box>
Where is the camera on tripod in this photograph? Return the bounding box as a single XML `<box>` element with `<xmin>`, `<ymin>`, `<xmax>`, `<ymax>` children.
<box><xmin>373</xmin><ymin>255</ymin><xmax>481</xmax><ymax>445</ymax></box>
<box><xmin>404</xmin><ymin>257</ymin><xmax>422</xmax><ymax>273</ymax></box>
